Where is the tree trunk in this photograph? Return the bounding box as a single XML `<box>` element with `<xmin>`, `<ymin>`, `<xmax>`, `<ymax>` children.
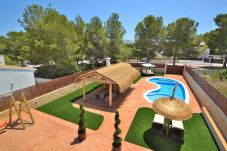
<box><xmin>146</xmin><ymin>50</ymin><xmax>150</xmax><ymax>63</ymax></box>
<box><xmin>173</xmin><ymin>49</ymin><xmax>176</xmax><ymax>66</ymax></box>
<box><xmin>30</xmin><ymin>50</ymin><xmax>33</xmax><ymax>63</ymax></box>
<box><xmin>223</xmin><ymin>55</ymin><xmax>227</xmax><ymax>67</ymax></box>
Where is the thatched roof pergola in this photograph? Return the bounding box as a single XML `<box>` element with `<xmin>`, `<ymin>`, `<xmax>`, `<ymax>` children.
<box><xmin>76</xmin><ymin>63</ymin><xmax>140</xmax><ymax>106</ymax></box>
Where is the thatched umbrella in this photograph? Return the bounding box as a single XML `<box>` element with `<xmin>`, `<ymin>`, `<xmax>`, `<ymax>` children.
<box><xmin>153</xmin><ymin>84</ymin><xmax>192</xmax><ymax>121</ymax></box>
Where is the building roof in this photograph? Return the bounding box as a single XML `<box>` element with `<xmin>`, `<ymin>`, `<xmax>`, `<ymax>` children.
<box><xmin>78</xmin><ymin>63</ymin><xmax>140</xmax><ymax>93</ymax></box>
<box><xmin>141</xmin><ymin>63</ymin><xmax>156</xmax><ymax>68</ymax></box>
<box><xmin>0</xmin><ymin>65</ymin><xmax>35</xmax><ymax>71</ymax></box>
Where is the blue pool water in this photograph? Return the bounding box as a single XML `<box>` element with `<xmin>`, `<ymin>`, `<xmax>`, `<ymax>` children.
<box><xmin>145</xmin><ymin>77</ymin><xmax>187</xmax><ymax>102</ymax></box>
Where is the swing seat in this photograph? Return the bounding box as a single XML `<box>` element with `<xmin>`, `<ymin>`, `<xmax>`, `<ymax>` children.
<box><xmin>0</xmin><ymin>121</ymin><xmax>8</xmax><ymax>128</ymax></box>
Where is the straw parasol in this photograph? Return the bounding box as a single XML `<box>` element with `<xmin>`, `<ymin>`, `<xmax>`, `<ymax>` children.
<box><xmin>153</xmin><ymin>84</ymin><xmax>192</xmax><ymax>121</ymax></box>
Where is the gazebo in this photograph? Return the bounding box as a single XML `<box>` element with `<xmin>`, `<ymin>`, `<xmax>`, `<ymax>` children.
<box><xmin>76</xmin><ymin>63</ymin><xmax>140</xmax><ymax>107</ymax></box>
<box><xmin>141</xmin><ymin>63</ymin><xmax>156</xmax><ymax>76</ymax></box>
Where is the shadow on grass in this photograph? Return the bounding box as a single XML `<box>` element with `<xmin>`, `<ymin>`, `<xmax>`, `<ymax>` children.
<box><xmin>143</xmin><ymin>128</ymin><xmax>183</xmax><ymax>151</ymax></box>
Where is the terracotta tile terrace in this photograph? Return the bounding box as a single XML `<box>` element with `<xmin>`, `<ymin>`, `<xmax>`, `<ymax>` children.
<box><xmin>0</xmin><ymin>75</ymin><xmax>202</xmax><ymax>151</ymax></box>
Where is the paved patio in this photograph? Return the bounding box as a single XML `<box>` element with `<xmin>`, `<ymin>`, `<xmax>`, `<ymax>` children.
<box><xmin>0</xmin><ymin>75</ymin><xmax>201</xmax><ymax>151</ymax></box>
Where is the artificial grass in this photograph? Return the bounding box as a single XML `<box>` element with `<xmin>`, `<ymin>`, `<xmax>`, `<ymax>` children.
<box><xmin>133</xmin><ymin>75</ymin><xmax>144</xmax><ymax>84</ymax></box>
<box><xmin>37</xmin><ymin>82</ymin><xmax>104</xmax><ymax>130</ymax></box>
<box><xmin>125</xmin><ymin>107</ymin><xmax>219</xmax><ymax>151</ymax></box>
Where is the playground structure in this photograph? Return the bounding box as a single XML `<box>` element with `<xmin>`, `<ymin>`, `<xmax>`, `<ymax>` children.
<box><xmin>0</xmin><ymin>92</ymin><xmax>35</xmax><ymax>131</ymax></box>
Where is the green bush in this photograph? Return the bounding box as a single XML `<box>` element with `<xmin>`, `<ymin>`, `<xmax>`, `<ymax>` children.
<box><xmin>217</xmin><ymin>69</ymin><xmax>227</xmax><ymax>81</ymax></box>
<box><xmin>78</xmin><ymin>63</ymin><xmax>93</xmax><ymax>71</ymax></box>
<box><xmin>78</xmin><ymin>62</ymin><xmax>105</xmax><ymax>71</ymax></box>
<box><xmin>4</xmin><ymin>56</ymin><xmax>17</xmax><ymax>65</ymax></box>
<box><xmin>35</xmin><ymin>63</ymin><xmax>81</xmax><ymax>79</ymax></box>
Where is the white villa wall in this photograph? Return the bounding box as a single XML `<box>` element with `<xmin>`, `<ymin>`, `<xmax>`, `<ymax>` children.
<box><xmin>0</xmin><ymin>68</ymin><xmax>35</xmax><ymax>95</ymax></box>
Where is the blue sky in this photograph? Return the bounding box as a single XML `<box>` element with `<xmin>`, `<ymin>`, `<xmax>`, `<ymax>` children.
<box><xmin>0</xmin><ymin>0</ymin><xmax>227</xmax><ymax>40</ymax></box>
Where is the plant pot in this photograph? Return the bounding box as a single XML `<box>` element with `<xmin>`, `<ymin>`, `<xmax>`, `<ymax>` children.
<box><xmin>112</xmin><ymin>143</ymin><xmax>121</xmax><ymax>151</ymax></box>
<box><xmin>78</xmin><ymin>130</ymin><xmax>86</xmax><ymax>141</ymax></box>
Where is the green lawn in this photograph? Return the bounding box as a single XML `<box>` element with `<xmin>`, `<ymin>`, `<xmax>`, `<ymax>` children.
<box><xmin>125</xmin><ymin>107</ymin><xmax>218</xmax><ymax>151</ymax></box>
<box><xmin>37</xmin><ymin>82</ymin><xmax>104</xmax><ymax>130</ymax></box>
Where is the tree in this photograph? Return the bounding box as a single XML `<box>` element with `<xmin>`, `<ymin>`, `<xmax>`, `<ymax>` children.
<box><xmin>18</xmin><ymin>4</ymin><xmax>44</xmax><ymax>62</ymax></box>
<box><xmin>74</xmin><ymin>15</ymin><xmax>87</xmax><ymax>64</ymax></box>
<box><xmin>214</xmin><ymin>14</ymin><xmax>227</xmax><ymax>67</ymax></box>
<box><xmin>135</xmin><ymin>15</ymin><xmax>165</xmax><ymax>62</ymax></box>
<box><xmin>165</xmin><ymin>18</ymin><xmax>198</xmax><ymax>65</ymax></box>
<box><xmin>86</xmin><ymin>16</ymin><xmax>108</xmax><ymax>64</ymax></box>
<box><xmin>0</xmin><ymin>36</ymin><xmax>7</xmax><ymax>55</ymax></box>
<box><xmin>105</xmin><ymin>13</ymin><xmax>126</xmax><ymax>62</ymax></box>
<box><xmin>112</xmin><ymin>111</ymin><xmax>122</xmax><ymax>149</ymax></box>
<box><xmin>18</xmin><ymin>4</ymin><xmax>79</xmax><ymax>66</ymax></box>
<box><xmin>3</xmin><ymin>32</ymin><xmax>30</xmax><ymax>64</ymax></box>
<box><xmin>203</xmin><ymin>30</ymin><xmax>219</xmax><ymax>54</ymax></box>
<box><xmin>117</xmin><ymin>44</ymin><xmax>132</xmax><ymax>61</ymax></box>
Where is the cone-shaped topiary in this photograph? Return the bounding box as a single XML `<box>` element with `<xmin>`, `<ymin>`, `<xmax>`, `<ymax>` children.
<box><xmin>113</xmin><ymin>111</ymin><xmax>122</xmax><ymax>148</ymax></box>
<box><xmin>78</xmin><ymin>103</ymin><xmax>86</xmax><ymax>134</ymax></box>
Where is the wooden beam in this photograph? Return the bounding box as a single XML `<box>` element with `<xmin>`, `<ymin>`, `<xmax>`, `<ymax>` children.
<box><xmin>82</xmin><ymin>79</ymin><xmax>86</xmax><ymax>101</ymax></box>
<box><xmin>82</xmin><ymin>77</ymin><xmax>113</xmax><ymax>84</ymax></box>
<box><xmin>109</xmin><ymin>84</ymin><xmax>112</xmax><ymax>107</ymax></box>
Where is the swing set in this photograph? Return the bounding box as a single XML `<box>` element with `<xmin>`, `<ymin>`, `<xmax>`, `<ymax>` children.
<box><xmin>0</xmin><ymin>92</ymin><xmax>35</xmax><ymax>132</ymax></box>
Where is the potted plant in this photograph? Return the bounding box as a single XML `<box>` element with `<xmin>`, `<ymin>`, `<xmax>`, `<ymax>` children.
<box><xmin>78</xmin><ymin>103</ymin><xmax>86</xmax><ymax>141</ymax></box>
<box><xmin>112</xmin><ymin>111</ymin><xmax>122</xmax><ymax>151</ymax></box>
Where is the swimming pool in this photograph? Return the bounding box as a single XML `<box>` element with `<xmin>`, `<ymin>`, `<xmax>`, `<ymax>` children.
<box><xmin>143</xmin><ymin>77</ymin><xmax>189</xmax><ymax>104</ymax></box>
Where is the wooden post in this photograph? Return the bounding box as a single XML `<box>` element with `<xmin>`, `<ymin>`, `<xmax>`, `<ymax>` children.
<box><xmin>21</xmin><ymin>92</ymin><xmax>35</xmax><ymax>124</ymax></box>
<box><xmin>83</xmin><ymin>79</ymin><xmax>86</xmax><ymax>101</ymax></box>
<box><xmin>109</xmin><ymin>84</ymin><xmax>112</xmax><ymax>107</ymax></box>
<box><xmin>9</xmin><ymin>98</ymin><xmax>12</xmax><ymax>123</ymax></box>
<box><xmin>10</xmin><ymin>94</ymin><xmax>26</xmax><ymax>129</ymax></box>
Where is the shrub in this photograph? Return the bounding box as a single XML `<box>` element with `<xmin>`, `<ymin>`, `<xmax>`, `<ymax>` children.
<box><xmin>113</xmin><ymin>111</ymin><xmax>122</xmax><ymax>148</ymax></box>
<box><xmin>78</xmin><ymin>63</ymin><xmax>93</xmax><ymax>71</ymax></box>
<box><xmin>35</xmin><ymin>63</ymin><xmax>81</xmax><ymax>79</ymax></box>
<box><xmin>217</xmin><ymin>69</ymin><xmax>227</xmax><ymax>81</ymax></box>
<box><xmin>78</xmin><ymin>103</ymin><xmax>86</xmax><ymax>133</ymax></box>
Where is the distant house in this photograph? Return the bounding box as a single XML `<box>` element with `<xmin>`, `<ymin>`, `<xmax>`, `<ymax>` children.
<box><xmin>0</xmin><ymin>55</ymin><xmax>5</xmax><ymax>65</ymax></box>
<box><xmin>0</xmin><ymin>65</ymin><xmax>36</xmax><ymax>95</ymax></box>
<box><xmin>198</xmin><ymin>42</ymin><xmax>210</xmax><ymax>61</ymax></box>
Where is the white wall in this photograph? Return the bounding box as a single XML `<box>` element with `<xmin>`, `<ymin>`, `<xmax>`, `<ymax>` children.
<box><xmin>0</xmin><ymin>68</ymin><xmax>35</xmax><ymax>95</ymax></box>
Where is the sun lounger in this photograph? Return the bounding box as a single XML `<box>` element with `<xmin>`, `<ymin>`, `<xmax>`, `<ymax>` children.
<box><xmin>171</xmin><ymin>120</ymin><xmax>184</xmax><ymax>142</ymax></box>
<box><xmin>172</xmin><ymin>120</ymin><xmax>184</xmax><ymax>130</ymax></box>
<box><xmin>152</xmin><ymin>114</ymin><xmax>165</xmax><ymax>134</ymax></box>
<box><xmin>153</xmin><ymin>114</ymin><xmax>165</xmax><ymax>124</ymax></box>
